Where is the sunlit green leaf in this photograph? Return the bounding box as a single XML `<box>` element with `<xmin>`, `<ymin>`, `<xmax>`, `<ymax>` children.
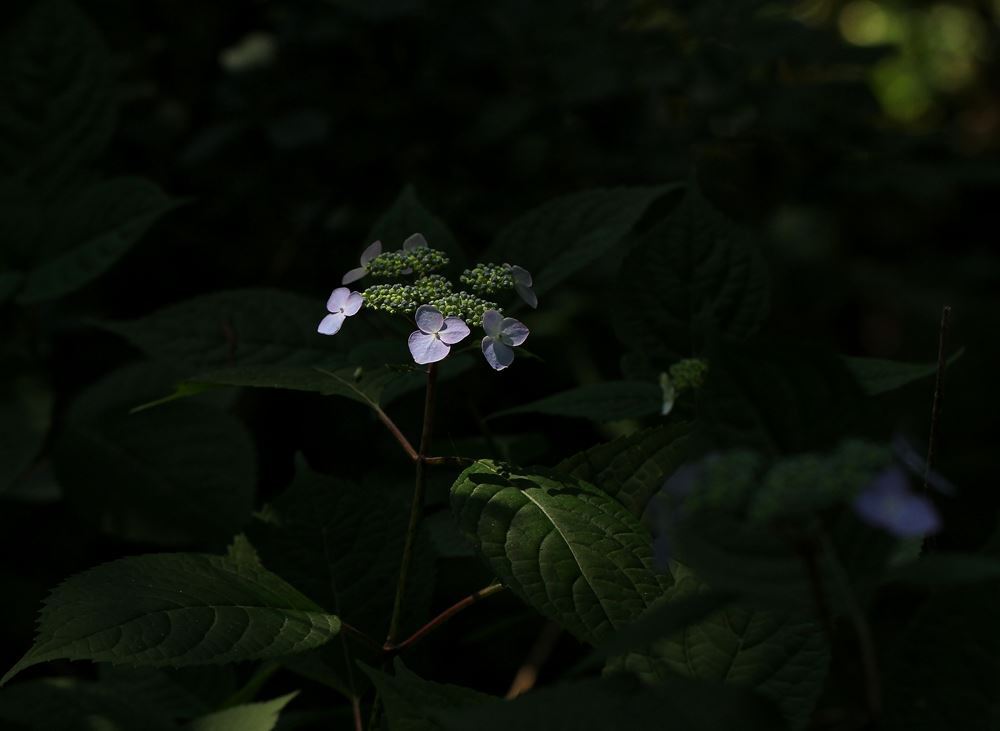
<box><xmin>2</xmin><ymin>551</ymin><xmax>341</xmax><ymax>686</ymax></box>
<box><xmin>450</xmin><ymin>460</ymin><xmax>668</xmax><ymax>645</ymax></box>
<box><xmin>186</xmin><ymin>692</ymin><xmax>298</xmax><ymax>731</ymax></box>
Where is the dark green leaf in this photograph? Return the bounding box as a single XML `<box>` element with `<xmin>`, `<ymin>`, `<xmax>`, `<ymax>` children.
<box><xmin>0</xmin><ymin>376</ymin><xmax>51</xmax><ymax>495</ymax></box>
<box><xmin>450</xmin><ymin>460</ymin><xmax>667</xmax><ymax>645</ymax></box>
<box><xmin>556</xmin><ymin>424</ymin><xmax>695</xmax><ymax>519</ymax></box>
<box><xmin>0</xmin><ymin>677</ymin><xmax>175</xmax><ymax>731</ymax></box>
<box><xmin>2</xmin><ymin>551</ymin><xmax>341</xmax><ymax>685</ymax></box>
<box><xmin>883</xmin><ymin>583</ymin><xmax>1000</xmax><ymax>730</ymax></box>
<box><xmin>100</xmin><ymin>289</ymin><xmax>340</xmax><ymax>372</ymax></box>
<box><xmin>579</xmin><ymin>584</ymin><xmax>734</xmax><ymax>672</ymax></box>
<box><xmin>490</xmin><ymin>381</ymin><xmax>661</xmax><ymax>422</ymax></box>
<box><xmin>53</xmin><ymin>363</ymin><xmax>256</xmax><ymax>545</ymax></box>
<box><xmin>698</xmin><ymin>341</ymin><xmax>864</xmax><ymax>454</ymax></box>
<box><xmin>17</xmin><ymin>177</ymin><xmax>177</xmax><ymax>304</ymax></box>
<box><xmin>440</xmin><ymin>674</ymin><xmax>784</xmax><ymax>731</ymax></box>
<box><xmin>885</xmin><ymin>553</ymin><xmax>1000</xmax><ymax>587</ymax></box>
<box><xmin>186</xmin><ymin>692</ymin><xmax>298</xmax><ymax>731</ymax></box>
<box><xmin>612</xmin><ymin>573</ymin><xmax>828</xmax><ymax>731</ymax></box>
<box><xmin>249</xmin><ymin>465</ymin><xmax>433</xmax><ymax>640</ymax></box>
<box><xmin>0</xmin><ymin>0</ymin><xmax>115</xmax><ymax>188</ymax></box>
<box><xmin>368</xmin><ymin>185</ymin><xmax>466</xmax><ymax>270</ymax></box>
<box><xmin>614</xmin><ymin>190</ymin><xmax>770</xmax><ymax>363</ymax></box>
<box><xmin>360</xmin><ymin>659</ymin><xmax>494</xmax><ymax>731</ymax></box>
<box><xmin>488</xmin><ymin>186</ymin><xmax>677</xmax><ymax>297</ymax></box>
<box><xmin>843</xmin><ymin>347</ymin><xmax>965</xmax><ymax>396</ymax></box>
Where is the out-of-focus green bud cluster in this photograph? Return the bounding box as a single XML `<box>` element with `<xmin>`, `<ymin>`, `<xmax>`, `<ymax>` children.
<box><xmin>684</xmin><ymin>450</ymin><xmax>764</xmax><ymax>514</ymax></box>
<box><xmin>414</xmin><ymin>274</ymin><xmax>454</xmax><ymax>301</ymax></box>
<box><xmin>429</xmin><ymin>291</ymin><xmax>500</xmax><ymax>325</ymax></box>
<box><xmin>368</xmin><ymin>247</ymin><xmax>449</xmax><ymax>279</ymax></box>
<box><xmin>362</xmin><ymin>283</ymin><xmax>420</xmax><ymax>314</ymax></box>
<box><xmin>669</xmin><ymin>358</ymin><xmax>709</xmax><ymax>392</ymax></box>
<box><xmin>749</xmin><ymin>440</ymin><xmax>890</xmax><ymax>523</ymax></box>
<box><xmin>460</xmin><ymin>263</ymin><xmax>514</xmax><ymax>295</ymax></box>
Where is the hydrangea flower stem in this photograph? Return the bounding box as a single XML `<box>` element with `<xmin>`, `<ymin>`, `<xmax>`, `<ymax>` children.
<box><xmin>373</xmin><ymin>406</ymin><xmax>419</xmax><ymax>463</ymax></box>
<box><xmin>386</xmin><ymin>362</ymin><xmax>439</xmax><ymax>647</ymax></box>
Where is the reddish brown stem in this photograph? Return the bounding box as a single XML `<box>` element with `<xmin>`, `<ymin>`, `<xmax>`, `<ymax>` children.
<box><xmin>384</xmin><ymin>583</ymin><xmax>505</xmax><ymax>657</ymax></box>
<box><xmin>374</xmin><ymin>407</ymin><xmax>419</xmax><ymax>462</ymax></box>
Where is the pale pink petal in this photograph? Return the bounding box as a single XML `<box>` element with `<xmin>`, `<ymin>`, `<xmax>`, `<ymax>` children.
<box><xmin>415</xmin><ymin>304</ymin><xmax>444</xmax><ymax>333</ymax></box>
<box><xmin>482</xmin><ymin>309</ymin><xmax>503</xmax><ymax>338</ymax></box>
<box><xmin>408</xmin><ymin>331</ymin><xmax>450</xmax><ymax>364</ymax></box>
<box><xmin>318</xmin><ymin>312</ymin><xmax>346</xmax><ymax>335</ymax></box>
<box><xmin>360</xmin><ymin>240</ymin><xmax>382</xmax><ymax>265</ymax></box>
<box><xmin>482</xmin><ymin>337</ymin><xmax>515</xmax><ymax>370</ymax></box>
<box><xmin>510</xmin><ymin>265</ymin><xmax>533</xmax><ymax>287</ymax></box>
<box><xmin>439</xmin><ymin>317</ymin><xmax>470</xmax><ymax>345</ymax></box>
<box><xmin>500</xmin><ymin>318</ymin><xmax>529</xmax><ymax>346</ymax></box>
<box><xmin>341</xmin><ymin>267</ymin><xmax>368</xmax><ymax>285</ymax></box>
<box><xmin>343</xmin><ymin>291</ymin><xmax>364</xmax><ymax>316</ymax></box>
<box><xmin>327</xmin><ymin>287</ymin><xmax>350</xmax><ymax>311</ymax></box>
<box><xmin>515</xmin><ymin>282</ymin><xmax>538</xmax><ymax>309</ymax></box>
<box><xmin>403</xmin><ymin>233</ymin><xmax>428</xmax><ymax>250</ymax></box>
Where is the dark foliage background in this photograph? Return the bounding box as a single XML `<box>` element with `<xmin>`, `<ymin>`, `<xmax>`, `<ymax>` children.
<box><xmin>2</xmin><ymin>0</ymin><xmax>999</xmax><ymax>729</ymax></box>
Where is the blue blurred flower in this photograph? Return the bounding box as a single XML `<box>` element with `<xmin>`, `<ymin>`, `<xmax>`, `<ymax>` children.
<box><xmin>852</xmin><ymin>466</ymin><xmax>941</xmax><ymax>537</ymax></box>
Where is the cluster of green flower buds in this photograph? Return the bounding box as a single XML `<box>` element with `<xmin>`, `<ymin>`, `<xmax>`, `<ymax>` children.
<box><xmin>429</xmin><ymin>291</ymin><xmax>500</xmax><ymax>325</ymax></box>
<box><xmin>361</xmin><ymin>283</ymin><xmax>421</xmax><ymax>315</ymax></box>
<box><xmin>460</xmin><ymin>263</ymin><xmax>514</xmax><ymax>295</ymax></box>
<box><xmin>668</xmin><ymin>358</ymin><xmax>709</xmax><ymax>392</ymax></box>
<box><xmin>414</xmin><ymin>274</ymin><xmax>454</xmax><ymax>301</ymax></box>
<box><xmin>368</xmin><ymin>247</ymin><xmax>449</xmax><ymax>279</ymax></box>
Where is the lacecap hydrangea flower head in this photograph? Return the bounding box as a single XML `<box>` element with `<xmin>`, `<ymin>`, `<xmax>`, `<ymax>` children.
<box><xmin>318</xmin><ymin>233</ymin><xmax>535</xmax><ymax>370</ymax></box>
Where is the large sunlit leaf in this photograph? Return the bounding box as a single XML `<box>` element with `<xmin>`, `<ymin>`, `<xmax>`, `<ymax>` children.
<box><xmin>0</xmin><ymin>0</ymin><xmax>115</xmax><ymax>188</ymax></box>
<box><xmin>450</xmin><ymin>460</ymin><xmax>668</xmax><ymax>645</ymax></box>
<box><xmin>488</xmin><ymin>186</ymin><xmax>677</xmax><ymax>297</ymax></box>
<box><xmin>556</xmin><ymin>423</ymin><xmax>696</xmax><ymax>519</ymax></box>
<box><xmin>614</xmin><ymin>190</ymin><xmax>770</xmax><ymax>363</ymax></box>
<box><xmin>2</xmin><ymin>550</ymin><xmax>341</xmax><ymax>686</ymax></box>
<box><xmin>490</xmin><ymin>381</ymin><xmax>661</xmax><ymax>422</ymax></box>
<box><xmin>186</xmin><ymin>692</ymin><xmax>298</xmax><ymax>731</ymax></box>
